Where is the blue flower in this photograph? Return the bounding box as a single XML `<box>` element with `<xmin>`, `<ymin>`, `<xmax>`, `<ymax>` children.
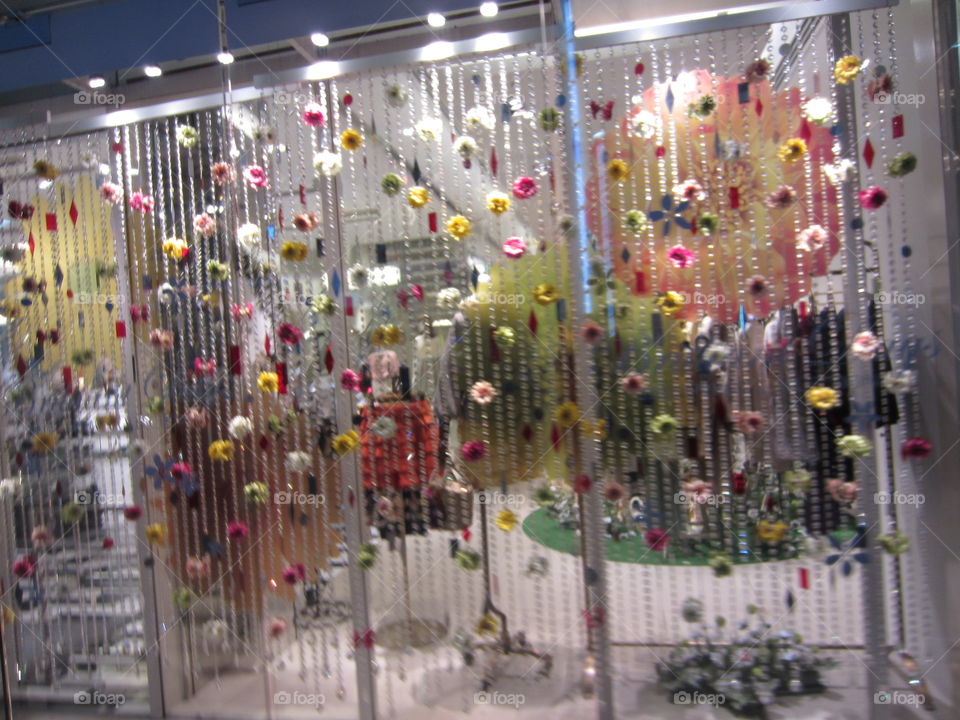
<box><xmin>647</xmin><ymin>194</ymin><xmax>692</xmax><ymax>236</ymax></box>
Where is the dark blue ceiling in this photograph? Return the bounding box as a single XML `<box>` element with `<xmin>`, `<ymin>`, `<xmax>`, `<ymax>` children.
<box><xmin>0</xmin><ymin>0</ymin><xmax>482</xmax><ymax>94</ymax></box>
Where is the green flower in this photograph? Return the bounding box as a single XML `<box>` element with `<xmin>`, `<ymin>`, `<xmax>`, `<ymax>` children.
<box><xmin>538</xmin><ymin>107</ymin><xmax>561</xmax><ymax>132</ymax></box>
<box><xmin>244</xmin><ymin>481</ymin><xmax>270</xmax><ymax>504</ymax></box>
<box><xmin>267</xmin><ymin>414</ymin><xmax>285</xmax><ymax>435</ymax></box>
<box><xmin>173</xmin><ymin>586</ymin><xmax>196</xmax><ymax>611</ymax></box>
<box><xmin>494</xmin><ymin>325</ymin><xmax>516</xmax><ymax>346</ymax></box>
<box><xmin>454</xmin><ymin>549</ymin><xmax>482</xmax><ymax>571</ymax></box>
<box><xmin>887</xmin><ymin>152</ymin><xmax>917</xmax><ymax>178</ymax></box>
<box><xmin>61</xmin><ymin>502</ymin><xmax>84</xmax><ymax>525</ymax></box>
<box><xmin>146</xmin><ymin>396</ymin><xmax>164</xmax><ymax>415</ymax></box>
<box><xmin>698</xmin><ymin>213</ymin><xmax>718</xmax><ymax>236</ymax></box>
<box><xmin>681</xmin><ymin>597</ymin><xmax>704</xmax><ymax>623</ymax></box>
<box><xmin>837</xmin><ymin>434</ymin><xmax>872</xmax><ymax>458</ymax></box>
<box><xmin>651</xmin><ymin>413</ymin><xmax>678</xmax><ymax>436</ymax></box>
<box><xmin>207</xmin><ymin>259</ymin><xmax>229</xmax><ymax>281</ymax></box>
<box><xmin>878</xmin><ymin>530</ymin><xmax>910</xmax><ymax>555</ymax></box>
<box><xmin>687</xmin><ymin>95</ymin><xmax>716</xmax><ymax>118</ymax></box>
<box><xmin>310</xmin><ymin>293</ymin><xmax>338</xmax><ymax>316</ymax></box>
<box><xmin>357</xmin><ymin>542</ymin><xmax>378</xmax><ymax>569</ymax></box>
<box><xmin>381</xmin><ymin>173</ymin><xmax>403</xmax><ymax>196</ymax></box>
<box><xmin>532</xmin><ymin>486</ymin><xmax>557</xmax><ymax>506</ymax></box>
<box><xmin>709</xmin><ymin>554</ymin><xmax>733</xmax><ymax>577</ymax></box>
<box><xmin>624</xmin><ymin>209</ymin><xmax>646</xmax><ymax>234</ymax></box>
<box><xmin>176</xmin><ymin>125</ymin><xmax>199</xmax><ymax>148</ymax></box>
<box><xmin>71</xmin><ymin>348</ymin><xmax>95</xmax><ymax>366</ymax></box>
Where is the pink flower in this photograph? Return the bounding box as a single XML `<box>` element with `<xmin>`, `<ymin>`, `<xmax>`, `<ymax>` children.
<box><xmin>603</xmin><ymin>482</ymin><xmax>626</xmax><ymax>503</ymax></box>
<box><xmin>736</xmin><ymin>411</ymin><xmax>764</xmax><ymax>435</ymax></box>
<box><xmin>302</xmin><ymin>102</ymin><xmax>326</xmax><ymax>127</ymax></box>
<box><xmin>242</xmin><ymin>165</ymin><xmax>268</xmax><ymax>188</ymax></box>
<box><xmin>470</xmin><ymin>380</ymin><xmax>496</xmax><ymax>404</ymax></box>
<box><xmin>282</xmin><ymin>563</ymin><xmax>306</xmax><ymax>585</ymax></box>
<box><xmin>744</xmin><ymin>59</ymin><xmax>771</xmax><ymax>83</ymax></box>
<box><xmin>268</xmin><ymin>617</ymin><xmax>288</xmax><ymax>638</ymax></box>
<box><xmin>150</xmin><ymin>329</ymin><xmax>173</xmax><ymax>348</ymax></box>
<box><xmin>867</xmin><ymin>73</ymin><xmax>894</xmax><ymax>102</ymax></box>
<box><xmin>620</xmin><ymin>372</ymin><xmax>647</xmax><ymax>394</ymax></box>
<box><xmin>129</xmin><ymin>190</ymin><xmax>155</xmax><ymax>213</ymax></box>
<box><xmin>171</xmin><ymin>462</ymin><xmax>192</xmax><ymax>480</ymax></box>
<box><xmin>502</xmin><ymin>236</ymin><xmax>526</xmax><ymax>258</ymax></box>
<box><xmin>211</xmin><ymin>162</ymin><xmax>235</xmax><ymax>185</ymax></box>
<box><xmin>185</xmin><ymin>555</ymin><xmax>210</xmax><ymax>580</ymax></box>
<box><xmin>31</xmin><ymin>525</ymin><xmax>52</xmax><ymax>549</ymax></box>
<box><xmin>512</xmin><ymin>176</ymin><xmax>538</xmax><ymax>199</ymax></box>
<box><xmin>745</xmin><ymin>274</ymin><xmax>768</xmax><ymax>296</ymax></box>
<box><xmin>227</xmin><ymin>521</ymin><xmax>249</xmax><ymax>540</ymax></box>
<box><xmin>851</xmin><ymin>331</ymin><xmax>881</xmax><ymax>360</ymax></box>
<box><xmin>672</xmin><ymin>180</ymin><xmax>705</xmax><ymax>203</ymax></box>
<box><xmin>765</xmin><ymin>185</ymin><xmax>796</xmax><ymax>209</ymax></box>
<box><xmin>858</xmin><ymin>186</ymin><xmax>888</xmax><ymax>210</ymax></box>
<box><xmin>340</xmin><ymin>368</ymin><xmax>362</xmax><ymax>391</ymax></box>
<box><xmin>123</xmin><ymin>505</ymin><xmax>143</xmax><ymax>521</ymax></box>
<box><xmin>100</xmin><ymin>182</ymin><xmax>122</xmax><ymax>205</ymax></box>
<box><xmin>645</xmin><ymin>528</ymin><xmax>669</xmax><ymax>551</ymax></box>
<box><xmin>193</xmin><ymin>357</ymin><xmax>215</xmax><ymax>377</ymax></box>
<box><xmin>185</xmin><ymin>407</ymin><xmax>208</xmax><ymax>430</ymax></box>
<box><xmin>797</xmin><ymin>224</ymin><xmax>828</xmax><ymax>252</ymax></box>
<box><xmin>580</xmin><ymin>321</ymin><xmax>604</xmax><ymax>344</ymax></box>
<box><xmin>901</xmin><ymin>437</ymin><xmax>932</xmax><ymax>459</ymax></box>
<box><xmin>667</xmin><ymin>244</ymin><xmax>696</xmax><ymax>268</ymax></box>
<box><xmin>231</xmin><ymin>302</ymin><xmax>254</xmax><ymax>321</ymax></box>
<box><xmin>826</xmin><ymin>478</ymin><xmax>858</xmax><ymax>504</ymax></box>
<box><xmin>12</xmin><ymin>555</ymin><xmax>36</xmax><ymax>578</ymax></box>
<box><xmin>460</xmin><ymin>440</ymin><xmax>487</xmax><ymax>462</ymax></box>
<box><xmin>573</xmin><ymin>474</ymin><xmax>593</xmax><ymax>494</ymax></box>
<box><xmin>277</xmin><ymin>322</ymin><xmax>304</xmax><ymax>345</ymax></box>
<box><xmin>102</xmin><ymin>537</ymin><xmax>115</xmax><ymax>549</ymax></box>
<box><xmin>193</xmin><ymin>213</ymin><xmax>217</xmax><ymax>238</ymax></box>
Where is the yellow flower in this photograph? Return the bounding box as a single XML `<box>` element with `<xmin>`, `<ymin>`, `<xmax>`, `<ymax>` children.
<box><xmin>332</xmin><ymin>430</ymin><xmax>360</xmax><ymax>455</ymax></box>
<box><xmin>805</xmin><ymin>386</ymin><xmax>839</xmax><ymax>410</ymax></box>
<box><xmin>33</xmin><ymin>160</ymin><xmax>59</xmax><ymax>180</ymax></box>
<box><xmin>655</xmin><ymin>290</ymin><xmax>685</xmax><ymax>316</ymax></box>
<box><xmin>475</xmin><ymin>613</ymin><xmax>499</xmax><ymax>636</ymax></box>
<box><xmin>446</xmin><ymin>215</ymin><xmax>471</xmax><ymax>239</ymax></box>
<box><xmin>280</xmin><ymin>241</ymin><xmax>308</xmax><ymax>261</ymax></box>
<box><xmin>145</xmin><ymin>523</ymin><xmax>165</xmax><ymax>545</ymax></box>
<box><xmin>495</xmin><ymin>509</ymin><xmax>519</xmax><ymax>532</ymax></box>
<box><xmin>834</xmin><ymin>55</ymin><xmax>864</xmax><ymax>84</ymax></box>
<box><xmin>340</xmin><ymin>129</ymin><xmax>363</xmax><ymax>150</ymax></box>
<box><xmin>258</xmin><ymin>371</ymin><xmax>280</xmax><ymax>393</ymax></box>
<box><xmin>208</xmin><ymin>439</ymin><xmax>234</xmax><ymax>462</ymax></box>
<box><xmin>555</xmin><ymin>401</ymin><xmax>581</xmax><ymax>428</ymax></box>
<box><xmin>407</xmin><ymin>186</ymin><xmax>429</xmax><ymax>208</ymax></box>
<box><xmin>485</xmin><ymin>191</ymin><xmax>511</xmax><ymax>215</ymax></box>
<box><xmin>371</xmin><ymin>324</ymin><xmax>402</xmax><ymax>346</ymax></box>
<box><xmin>606</xmin><ymin>158</ymin><xmax>630</xmax><ymax>182</ymax></box>
<box><xmin>533</xmin><ymin>283</ymin><xmax>559</xmax><ymax>305</ymax></box>
<box><xmin>757</xmin><ymin>520</ymin><xmax>788</xmax><ymax>544</ymax></box>
<box><xmin>581</xmin><ymin>418</ymin><xmax>607</xmax><ymax>440</ymax></box>
<box><xmin>777</xmin><ymin>138</ymin><xmax>807</xmax><ymax>162</ymax></box>
<box><xmin>31</xmin><ymin>432</ymin><xmax>58</xmax><ymax>454</ymax></box>
<box><xmin>162</xmin><ymin>237</ymin><xmax>189</xmax><ymax>261</ymax></box>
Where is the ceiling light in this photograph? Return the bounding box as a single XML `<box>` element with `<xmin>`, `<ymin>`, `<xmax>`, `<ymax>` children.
<box><xmin>426</xmin><ymin>12</ymin><xmax>446</xmax><ymax>27</ymax></box>
<box><xmin>310</xmin><ymin>32</ymin><xmax>330</xmax><ymax>47</ymax></box>
<box><xmin>217</xmin><ymin>51</ymin><xmax>235</xmax><ymax>65</ymax></box>
<box><xmin>480</xmin><ymin>1</ymin><xmax>498</xmax><ymax>17</ymax></box>
<box><xmin>88</xmin><ymin>76</ymin><xmax>106</xmax><ymax>89</ymax></box>
<box><xmin>144</xmin><ymin>65</ymin><xmax>162</xmax><ymax>77</ymax></box>
<box><xmin>475</xmin><ymin>32</ymin><xmax>508</xmax><ymax>51</ymax></box>
<box><xmin>420</xmin><ymin>40</ymin><xmax>454</xmax><ymax>61</ymax></box>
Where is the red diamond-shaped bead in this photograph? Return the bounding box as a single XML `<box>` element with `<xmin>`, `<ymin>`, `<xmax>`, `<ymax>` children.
<box><xmin>863</xmin><ymin>138</ymin><xmax>875</xmax><ymax>168</ymax></box>
<box><xmin>28</xmin><ymin>233</ymin><xmax>35</xmax><ymax>255</ymax></box>
<box><xmin>799</xmin><ymin>119</ymin><xmax>812</xmax><ymax>142</ymax></box>
<box><xmin>892</xmin><ymin>115</ymin><xmax>904</xmax><ymax>139</ymax></box>
<box><xmin>528</xmin><ymin>309</ymin><xmax>538</xmax><ymax>336</ymax></box>
<box><xmin>490</xmin><ymin>147</ymin><xmax>498</xmax><ymax>177</ymax></box>
<box><xmin>16</xmin><ymin>354</ymin><xmax>27</xmax><ymax>377</ymax></box>
<box><xmin>69</xmin><ymin>201</ymin><xmax>78</xmax><ymax>226</ymax></box>
<box><xmin>324</xmin><ymin>345</ymin><xmax>335</xmax><ymax>374</ymax></box>
<box><xmin>522</xmin><ymin>424</ymin><xmax>533</xmax><ymax>442</ymax></box>
<box><xmin>754</xmin><ymin>97</ymin><xmax>763</xmax><ymax>117</ymax></box>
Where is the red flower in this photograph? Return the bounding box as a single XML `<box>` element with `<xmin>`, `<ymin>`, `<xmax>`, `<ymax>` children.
<box><xmin>731</xmin><ymin>473</ymin><xmax>747</xmax><ymax>495</ymax></box>
<box><xmin>8</xmin><ymin>200</ymin><xmax>35</xmax><ymax>220</ymax></box>
<box><xmin>242</xmin><ymin>165</ymin><xmax>268</xmax><ymax>188</ymax></box>
<box><xmin>645</xmin><ymin>528</ymin><xmax>669</xmax><ymax>551</ymax></box>
<box><xmin>340</xmin><ymin>368</ymin><xmax>362</xmax><ymax>391</ymax></box>
<box><xmin>102</xmin><ymin>537</ymin><xmax>115</xmax><ymax>549</ymax></box>
<box><xmin>858</xmin><ymin>186</ymin><xmax>888</xmax><ymax>210</ymax></box>
<box><xmin>282</xmin><ymin>563</ymin><xmax>306</xmax><ymax>585</ymax></box>
<box><xmin>580</xmin><ymin>321</ymin><xmax>604</xmax><ymax>344</ymax></box>
<box><xmin>123</xmin><ymin>505</ymin><xmax>143</xmax><ymax>521</ymax></box>
<box><xmin>171</xmin><ymin>462</ymin><xmax>192</xmax><ymax>480</ymax></box>
<box><xmin>129</xmin><ymin>191</ymin><xmax>154</xmax><ymax>213</ymax></box>
<box><xmin>227</xmin><ymin>521</ymin><xmax>249</xmax><ymax>540</ymax></box>
<box><xmin>512</xmin><ymin>176</ymin><xmax>538</xmax><ymax>199</ymax></box>
<box><xmin>293</xmin><ymin>212</ymin><xmax>319</xmax><ymax>232</ymax></box>
<box><xmin>901</xmin><ymin>437</ymin><xmax>932</xmax><ymax>459</ymax></box>
<box><xmin>278</xmin><ymin>322</ymin><xmax>304</xmax><ymax>345</ymax></box>
<box><xmin>603</xmin><ymin>482</ymin><xmax>626</xmax><ymax>503</ymax></box>
<box><xmin>573</xmin><ymin>474</ymin><xmax>593</xmax><ymax>494</ymax></box>
<box><xmin>302</xmin><ymin>103</ymin><xmax>325</xmax><ymax>128</ymax></box>
<box><xmin>502</xmin><ymin>236</ymin><xmax>526</xmax><ymax>258</ymax></box>
<box><xmin>667</xmin><ymin>244</ymin><xmax>696</xmax><ymax>268</ymax></box>
<box><xmin>12</xmin><ymin>555</ymin><xmax>36</xmax><ymax>578</ymax></box>
<box><xmin>460</xmin><ymin>440</ymin><xmax>487</xmax><ymax>462</ymax></box>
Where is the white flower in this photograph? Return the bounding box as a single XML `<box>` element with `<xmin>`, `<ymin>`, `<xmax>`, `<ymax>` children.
<box><xmin>851</xmin><ymin>331</ymin><xmax>881</xmax><ymax>360</ymax></box>
<box><xmin>415</xmin><ymin>117</ymin><xmax>443</xmax><ymax>142</ymax></box>
<box><xmin>719</xmin><ymin>140</ymin><xmax>742</xmax><ymax>162</ymax></box>
<box><xmin>237</xmin><ymin>222</ymin><xmax>262</xmax><ymax>248</ymax></box>
<box><xmin>370</xmin><ymin>416</ymin><xmax>398</xmax><ymax>439</ymax></box>
<box><xmin>882</xmin><ymin>369</ymin><xmax>916</xmax><ymax>394</ymax></box>
<box><xmin>824</xmin><ymin>159</ymin><xmax>856</xmax><ymax>186</ymax></box>
<box><xmin>796</xmin><ymin>224</ymin><xmax>829</xmax><ymax>252</ymax></box>
<box><xmin>285</xmin><ymin>450</ymin><xmax>312</xmax><ymax>472</ymax></box>
<box><xmin>157</xmin><ymin>282</ymin><xmax>175</xmax><ymax>306</ymax></box>
<box><xmin>0</xmin><ymin>478</ymin><xmax>22</xmax><ymax>497</ymax></box>
<box><xmin>313</xmin><ymin>151</ymin><xmax>343</xmax><ymax>177</ymax></box>
<box><xmin>228</xmin><ymin>415</ymin><xmax>254</xmax><ymax>440</ymax></box>
<box><xmin>347</xmin><ymin>264</ymin><xmax>368</xmax><ymax>289</ymax></box>
<box><xmin>803</xmin><ymin>97</ymin><xmax>834</xmax><ymax>125</ymax></box>
<box><xmin>437</xmin><ymin>287</ymin><xmax>462</xmax><ymax>309</ymax></box>
<box><xmin>704</xmin><ymin>342</ymin><xmax>731</xmax><ymax>366</ymax></box>
<box><xmin>253</xmin><ymin>125</ymin><xmax>277</xmax><ymax>144</ymax></box>
<box><xmin>453</xmin><ymin>135</ymin><xmax>478</xmax><ymax>159</ymax></box>
<box><xmin>629</xmin><ymin>109</ymin><xmax>658</xmax><ymax>139</ymax></box>
<box><xmin>386</xmin><ymin>84</ymin><xmax>408</xmax><ymax>107</ymax></box>
<box><xmin>465</xmin><ymin>106</ymin><xmax>495</xmax><ymax>131</ymax></box>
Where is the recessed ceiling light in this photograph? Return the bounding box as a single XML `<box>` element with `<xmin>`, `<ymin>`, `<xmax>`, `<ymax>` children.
<box><xmin>421</xmin><ymin>40</ymin><xmax>454</xmax><ymax>61</ymax></box>
<box><xmin>144</xmin><ymin>65</ymin><xmax>162</xmax><ymax>77</ymax></box>
<box><xmin>427</xmin><ymin>12</ymin><xmax>446</xmax><ymax>27</ymax></box>
<box><xmin>310</xmin><ymin>32</ymin><xmax>330</xmax><ymax>47</ymax></box>
<box><xmin>217</xmin><ymin>51</ymin><xmax>235</xmax><ymax>65</ymax></box>
<box><xmin>88</xmin><ymin>76</ymin><xmax>106</xmax><ymax>89</ymax></box>
<box><xmin>480</xmin><ymin>2</ymin><xmax>498</xmax><ymax>17</ymax></box>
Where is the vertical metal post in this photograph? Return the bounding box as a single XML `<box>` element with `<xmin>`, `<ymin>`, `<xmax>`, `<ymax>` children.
<box><xmin>829</xmin><ymin>13</ymin><xmax>889</xmax><ymax>717</ymax></box>
<box><xmin>558</xmin><ymin>0</ymin><xmax>615</xmax><ymax>717</ymax></box>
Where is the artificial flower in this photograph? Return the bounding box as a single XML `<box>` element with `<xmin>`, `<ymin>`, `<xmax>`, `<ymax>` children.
<box><xmin>533</xmin><ymin>283</ymin><xmax>559</xmax><ymax>305</ymax></box>
<box><xmin>485</xmin><ymin>191</ymin><xmax>511</xmax><ymax>215</ymax></box>
<box><xmin>244</xmin><ymin>481</ymin><xmax>269</xmax><ymax>504</ymax></box>
<box><xmin>33</xmin><ymin>160</ymin><xmax>58</xmax><ymax>179</ymax></box>
<box><xmin>453</xmin><ymin>135</ymin><xmax>477</xmax><ymax>160</ymax></box>
<box><xmin>253</xmin><ymin>125</ymin><xmax>276</xmax><ymax>144</ymax></box>
<box><xmin>495</xmin><ymin>510</ymin><xmax>519</xmax><ymax>532</ymax></box>
<box><xmin>61</xmin><ymin>503</ymin><xmax>84</xmax><ymax>524</ymax></box>
<box><xmin>460</xmin><ymin>440</ymin><xmax>487</xmax><ymax>462</ymax></box>
<box><xmin>887</xmin><ymin>152</ymin><xmax>917</xmax><ymax>178</ymax></box>
<box><xmin>645</xmin><ymin>528</ymin><xmax>669</xmax><ymax>551</ymax></box>
<box><xmin>502</xmin><ymin>236</ymin><xmax>526</xmax><ymax>258</ymax></box>
<box><xmin>313</xmin><ymin>151</ymin><xmax>342</xmax><ymax>177</ymax></box>
<box><xmin>882</xmin><ymin>369</ymin><xmax>916</xmax><ymax>394</ymax></box>
<box><xmin>446</xmin><ymin>215</ymin><xmax>472</xmax><ymax>239</ymax></box>
<box><xmin>777</xmin><ymin>138</ymin><xmax>807</xmax><ymax>162</ymax></box>
<box><xmin>99</xmin><ymin>182</ymin><xmax>122</xmax><ymax>205</ymax></box>
<box><xmin>340</xmin><ymin>368</ymin><xmax>362</xmax><ymax>391</ymax></box>
<box><xmin>173</xmin><ymin>587</ymin><xmax>196</xmax><ymax>611</ymax></box>
<box><xmin>667</xmin><ymin>244</ymin><xmax>696</xmax><ymax>268</ymax></box>
<box><xmin>301</xmin><ymin>102</ymin><xmax>325</xmax><ymax>127</ymax></box>
<box><xmin>824</xmin><ymin>158</ymin><xmax>856</xmax><ymax>186</ymax></box>
<box><xmin>12</xmin><ymin>556</ymin><xmax>36</xmax><ymax>578</ymax></box>
<box><xmin>806</xmin><ymin>385</ymin><xmax>839</xmax><ymax>410</ymax></box>
<box><xmin>757</xmin><ymin>520</ymin><xmax>788</xmax><ymax>544</ymax></box>
<box><xmin>606</xmin><ymin>158</ymin><xmax>630</xmax><ymax>182</ymax></box>
<box><xmin>211</xmin><ymin>161</ymin><xmax>234</xmax><ymax>184</ymax></box>
<box><xmin>414</xmin><ymin>117</ymin><xmax>442</xmax><ymax>142</ymax></box>
<box><xmin>207</xmin><ymin>259</ymin><xmax>228</xmax><ymax>281</ymax></box>
<box><xmin>470</xmin><ymin>380</ymin><xmax>497</xmax><ymax>404</ymax></box>
<box><xmin>123</xmin><ymin>505</ymin><xmax>143</xmax><ymax>521</ymax></box>
<box><xmin>604</xmin><ymin>482</ymin><xmax>626</xmax><ymax>503</ymax></box>
<box><xmin>258</xmin><ymin>371</ymin><xmax>280</xmax><ymax>393</ymax></box>
<box><xmin>277</xmin><ymin>322</ymin><xmax>304</xmax><ymax>346</ymax></box>
<box><xmin>311</xmin><ymin>293</ymin><xmax>338</xmax><ymax>315</ymax></box>
<box><xmin>31</xmin><ymin>432</ymin><xmax>58</xmax><ymax>454</ymax></box>
<box><xmin>704</xmin><ymin>342</ymin><xmax>731</xmax><ymax>366</ymax></box>
<box><xmin>512</xmin><ymin>176</ymin><xmax>537</xmax><ymax>199</ymax></box>
<box><xmin>129</xmin><ymin>191</ymin><xmax>155</xmax><ymax>213</ymax></box>
<box><xmin>709</xmin><ymin>554</ymin><xmax>734</xmax><ymax>577</ymax></box>
<box><xmin>744</xmin><ymin>58</ymin><xmax>771</xmax><ymax>83</ymax></box>
<box><xmin>651</xmin><ymin>413</ymin><xmax>678</xmax><ymax>436</ymax></box>
<box><xmin>837</xmin><ymin>434</ymin><xmax>872</xmax><ymax>458</ymax></box>
<box><xmin>494</xmin><ymin>326</ymin><xmax>516</xmax><ymax>345</ymax></box>
<box><xmin>580</xmin><ymin>321</ymin><xmax>604</xmax><ymax>344</ymax></box>
<box><xmin>698</xmin><ymin>213</ymin><xmax>718</xmax><ymax>236</ymax></box>
<box><xmin>621</xmin><ymin>372</ymin><xmax>647</xmax><ymax>394</ymax></box>
<box><xmin>285</xmin><ymin>450</ymin><xmax>312</xmax><ymax>472</ymax></box>
<box><xmin>357</xmin><ymin>543</ymin><xmax>378</xmax><ymax>569</ymax></box>
<box><xmin>867</xmin><ymin>72</ymin><xmax>894</xmax><ymax>101</ymax></box>
<box><xmin>370</xmin><ymin>324</ymin><xmax>402</xmax><ymax>346</ymax></box>
<box><xmin>736</xmin><ymin>411</ymin><xmax>765</xmax><ymax>435</ymax></box>
<box><xmin>231</xmin><ymin>302</ymin><xmax>254</xmax><ymax>321</ymax></box>
<box><xmin>766</xmin><ymin>185</ymin><xmax>797</xmax><ymax>210</ymax></box>
<box><xmin>538</xmin><ymin>107</ymin><xmax>561</xmax><ymax>132</ymax></box>
<box><xmin>193</xmin><ymin>213</ymin><xmax>217</xmax><ymax>238</ymax></box>
<box><xmin>655</xmin><ymin>290</ymin><xmax>684</xmax><ymax>316</ymax></box>
<box><xmin>624</xmin><ymin>209</ymin><xmax>646</xmax><ymax>233</ymax></box>
<box><xmin>858</xmin><ymin>186</ymin><xmax>888</xmax><ymax>210</ymax></box>
<box><xmin>149</xmin><ymin>329</ymin><xmax>174</xmax><ymax>349</ymax></box>
<box><xmin>370</xmin><ymin>416</ymin><xmax>398</xmax><ymax>439</ymax></box>
<box><xmin>573</xmin><ymin>475</ymin><xmax>593</xmax><ymax>494</ymax></box>
<box><xmin>228</xmin><ymin>415</ymin><xmax>254</xmax><ymax>439</ymax></box>
<box><xmin>878</xmin><ymin>530</ymin><xmax>910</xmax><ymax>555</ymax></box>
<box><xmin>340</xmin><ymin>129</ymin><xmax>363</xmax><ymax>150</ymax></box>
<box><xmin>242</xmin><ymin>165</ymin><xmax>268</xmax><ymax>188</ymax></box>
<box><xmin>385</xmin><ymin>83</ymin><xmax>407</xmax><ymax>107</ymax></box>
<box><xmin>146</xmin><ymin>396</ymin><xmax>165</xmax><ymax>414</ymax></box>
<box><xmin>332</xmin><ymin>430</ymin><xmax>361</xmax><ymax>455</ymax></box>
<box><xmin>826</xmin><ymin>477</ymin><xmax>859</xmax><ymax>504</ymax></box>
<box><xmin>237</xmin><ymin>222</ymin><xmax>261</xmax><ymax>248</ymax></box>
<box><xmin>834</xmin><ymin>55</ymin><xmax>866</xmax><ymax>84</ymax></box>
<box><xmin>454</xmin><ymin>549</ymin><xmax>482</xmax><ymax>571</ymax></box>
<box><xmin>407</xmin><ymin>186</ymin><xmax>429</xmax><ymax>208</ymax></box>
<box><xmin>672</xmin><ymin>179</ymin><xmax>705</xmax><ymax>203</ymax></box>
<box><xmin>803</xmin><ymin>97</ymin><xmax>835</xmax><ymax>125</ymax></box>
<box><xmin>226</xmin><ymin>521</ymin><xmax>248</xmax><ymax>542</ymax></box>
<box><xmin>160</xmin><ymin>237</ymin><xmax>189</xmax><ymax>263</ymax></box>
<box><xmin>282</xmin><ymin>563</ymin><xmax>307</xmax><ymax>585</ymax></box>
<box><xmin>347</xmin><ymin>264</ymin><xmax>368</xmax><ymax>288</ymax></box>
<box><xmin>7</xmin><ymin>199</ymin><xmax>35</xmax><ymax>219</ymax></box>
<box><xmin>797</xmin><ymin>224</ymin><xmax>829</xmax><ymax>252</ymax></box>
<box><xmin>31</xmin><ymin>525</ymin><xmax>52</xmax><ymax>549</ymax></box>
<box><xmin>208</xmin><ymin>440</ymin><xmax>234</xmax><ymax>462</ymax></box>
<box><xmin>554</xmin><ymin>401</ymin><xmax>581</xmax><ymax>428</ymax></box>
<box><xmin>176</xmin><ymin>125</ymin><xmax>199</xmax><ymax>147</ymax></box>
<box><xmin>745</xmin><ymin>274</ymin><xmax>768</xmax><ymax>296</ymax></box>
<box><xmin>901</xmin><ymin>437</ymin><xmax>932</xmax><ymax>459</ymax></box>
<box><xmin>850</xmin><ymin>330</ymin><xmax>881</xmax><ymax>360</ymax></box>
<box><xmin>145</xmin><ymin>523</ymin><xmax>165</xmax><ymax>545</ymax></box>
<box><xmin>687</xmin><ymin>95</ymin><xmax>716</xmax><ymax>118</ymax></box>
<box><xmin>185</xmin><ymin>407</ymin><xmax>209</xmax><ymax>430</ymax></box>
<box><xmin>465</xmin><ymin>106</ymin><xmax>496</xmax><ymax>131</ymax></box>
<box><xmin>629</xmin><ymin>109</ymin><xmax>658</xmax><ymax>139</ymax></box>
<box><xmin>381</xmin><ymin>173</ymin><xmax>403</xmax><ymax>195</ymax></box>
<box><xmin>437</xmin><ymin>287</ymin><xmax>462</xmax><ymax>309</ymax></box>
<box><xmin>280</xmin><ymin>241</ymin><xmax>309</xmax><ymax>261</ymax></box>
<box><xmin>475</xmin><ymin>613</ymin><xmax>499</xmax><ymax>637</ymax></box>
<box><xmin>785</xmin><ymin>465</ymin><xmax>812</xmax><ymax>493</ymax></box>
